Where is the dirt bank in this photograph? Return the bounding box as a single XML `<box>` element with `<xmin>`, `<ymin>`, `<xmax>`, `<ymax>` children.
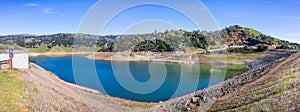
<box><xmin>151</xmin><ymin>49</ymin><xmax>300</xmax><ymax>111</ymax></box>
<box><xmin>87</xmin><ymin>52</ymin><xmax>260</xmax><ymax>65</ymax></box>
<box><xmin>28</xmin><ymin>52</ymin><xmax>94</xmax><ymax>57</ymax></box>
<box><xmin>19</xmin><ymin>63</ymin><xmax>154</xmax><ymax>112</ymax></box>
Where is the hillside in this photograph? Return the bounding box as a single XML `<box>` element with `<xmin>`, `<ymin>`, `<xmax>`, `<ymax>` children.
<box><xmin>219</xmin><ymin>25</ymin><xmax>300</xmax><ymax>49</ymax></box>
<box><xmin>206</xmin><ymin>50</ymin><xmax>300</xmax><ymax>111</ymax></box>
<box><xmin>151</xmin><ymin>49</ymin><xmax>300</xmax><ymax>111</ymax></box>
<box><xmin>0</xmin><ymin>63</ymin><xmax>153</xmax><ymax>112</ymax></box>
<box><xmin>0</xmin><ymin>25</ymin><xmax>299</xmax><ymax>53</ymax></box>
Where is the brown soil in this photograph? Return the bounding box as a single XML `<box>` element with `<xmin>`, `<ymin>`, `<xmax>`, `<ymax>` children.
<box><xmin>19</xmin><ymin>63</ymin><xmax>154</xmax><ymax>112</ymax></box>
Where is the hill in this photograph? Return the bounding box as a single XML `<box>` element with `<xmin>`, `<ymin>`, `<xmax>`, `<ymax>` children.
<box><xmin>0</xmin><ymin>25</ymin><xmax>299</xmax><ymax>53</ymax></box>
<box><xmin>219</xmin><ymin>25</ymin><xmax>300</xmax><ymax>49</ymax></box>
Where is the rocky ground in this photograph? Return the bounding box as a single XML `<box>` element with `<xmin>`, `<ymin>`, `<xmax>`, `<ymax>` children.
<box><xmin>151</xmin><ymin>49</ymin><xmax>300</xmax><ymax>111</ymax></box>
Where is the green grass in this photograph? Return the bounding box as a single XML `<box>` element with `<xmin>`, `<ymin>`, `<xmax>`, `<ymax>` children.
<box><xmin>27</xmin><ymin>44</ymin><xmax>50</xmax><ymax>53</ymax></box>
<box><xmin>244</xmin><ymin>28</ymin><xmax>262</xmax><ymax>37</ymax></box>
<box><xmin>0</xmin><ymin>44</ymin><xmax>24</xmax><ymax>50</ymax></box>
<box><xmin>0</xmin><ymin>71</ymin><xmax>27</xmax><ymax>111</ymax></box>
<box><xmin>49</xmin><ymin>46</ymin><xmax>73</xmax><ymax>52</ymax></box>
<box><xmin>27</xmin><ymin>45</ymin><xmax>101</xmax><ymax>53</ymax></box>
<box><xmin>207</xmin><ymin>54</ymin><xmax>262</xmax><ymax>63</ymax></box>
<box><xmin>0</xmin><ymin>43</ymin><xmax>102</xmax><ymax>53</ymax></box>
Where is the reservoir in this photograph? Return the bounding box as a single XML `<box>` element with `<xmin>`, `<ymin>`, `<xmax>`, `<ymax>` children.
<box><xmin>30</xmin><ymin>55</ymin><xmax>245</xmax><ymax>102</ymax></box>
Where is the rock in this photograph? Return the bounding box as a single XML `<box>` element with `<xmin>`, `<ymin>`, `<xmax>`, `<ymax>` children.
<box><xmin>187</xmin><ymin>107</ymin><xmax>191</xmax><ymax>111</ymax></box>
<box><xmin>191</xmin><ymin>97</ymin><xmax>199</xmax><ymax>104</ymax></box>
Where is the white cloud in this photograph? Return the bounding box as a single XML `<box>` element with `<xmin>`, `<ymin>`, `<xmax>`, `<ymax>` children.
<box><xmin>24</xmin><ymin>3</ymin><xmax>40</xmax><ymax>7</ymax></box>
<box><xmin>43</xmin><ymin>8</ymin><xmax>64</xmax><ymax>16</ymax></box>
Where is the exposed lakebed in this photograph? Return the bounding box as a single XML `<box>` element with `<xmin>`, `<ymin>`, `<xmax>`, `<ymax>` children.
<box><xmin>30</xmin><ymin>55</ymin><xmax>247</xmax><ymax>102</ymax></box>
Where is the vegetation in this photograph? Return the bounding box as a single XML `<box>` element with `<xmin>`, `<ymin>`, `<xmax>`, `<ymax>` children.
<box><xmin>0</xmin><ymin>25</ymin><xmax>299</xmax><ymax>53</ymax></box>
<box><xmin>227</xmin><ymin>47</ymin><xmax>257</xmax><ymax>54</ymax></box>
<box><xmin>227</xmin><ymin>45</ymin><xmax>268</xmax><ymax>54</ymax></box>
<box><xmin>0</xmin><ymin>70</ymin><xmax>32</xmax><ymax>111</ymax></box>
<box><xmin>133</xmin><ymin>39</ymin><xmax>174</xmax><ymax>52</ymax></box>
<box><xmin>186</xmin><ymin>31</ymin><xmax>208</xmax><ymax>50</ymax></box>
<box><xmin>27</xmin><ymin>44</ymin><xmax>50</xmax><ymax>53</ymax></box>
<box><xmin>220</xmin><ymin>25</ymin><xmax>300</xmax><ymax>49</ymax></box>
<box><xmin>0</xmin><ymin>44</ymin><xmax>23</xmax><ymax>50</ymax></box>
<box><xmin>206</xmin><ymin>51</ymin><xmax>300</xmax><ymax>111</ymax></box>
<box><xmin>99</xmin><ymin>30</ymin><xmax>208</xmax><ymax>52</ymax></box>
<box><xmin>243</xmin><ymin>27</ymin><xmax>261</xmax><ymax>37</ymax></box>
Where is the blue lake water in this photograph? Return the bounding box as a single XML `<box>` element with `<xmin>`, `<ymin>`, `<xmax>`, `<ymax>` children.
<box><xmin>30</xmin><ymin>55</ymin><xmax>228</xmax><ymax>102</ymax></box>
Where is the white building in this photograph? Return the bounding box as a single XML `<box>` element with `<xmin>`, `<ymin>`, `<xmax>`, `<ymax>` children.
<box><xmin>0</xmin><ymin>50</ymin><xmax>29</xmax><ymax>69</ymax></box>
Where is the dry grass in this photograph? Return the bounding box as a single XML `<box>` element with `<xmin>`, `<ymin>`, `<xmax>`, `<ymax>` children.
<box><xmin>122</xmin><ymin>102</ymin><xmax>155</xmax><ymax>109</ymax></box>
<box><xmin>207</xmin><ymin>52</ymin><xmax>300</xmax><ymax>111</ymax></box>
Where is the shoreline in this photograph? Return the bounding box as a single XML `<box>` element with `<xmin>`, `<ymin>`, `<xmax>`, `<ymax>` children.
<box><xmin>28</xmin><ymin>51</ymin><xmax>259</xmax><ymax>65</ymax></box>
<box><xmin>86</xmin><ymin>52</ymin><xmax>256</xmax><ymax>65</ymax></box>
<box><xmin>28</xmin><ymin>52</ymin><xmax>95</xmax><ymax>57</ymax></box>
<box><xmin>25</xmin><ymin>63</ymin><xmax>155</xmax><ymax>111</ymax></box>
<box><xmin>30</xmin><ymin>63</ymin><xmax>103</xmax><ymax>95</ymax></box>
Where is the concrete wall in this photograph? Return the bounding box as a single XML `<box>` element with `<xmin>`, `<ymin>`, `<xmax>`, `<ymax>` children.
<box><xmin>0</xmin><ymin>50</ymin><xmax>29</xmax><ymax>69</ymax></box>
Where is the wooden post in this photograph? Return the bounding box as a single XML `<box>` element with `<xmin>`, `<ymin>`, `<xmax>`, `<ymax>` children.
<box><xmin>8</xmin><ymin>59</ymin><xmax>13</xmax><ymax>70</ymax></box>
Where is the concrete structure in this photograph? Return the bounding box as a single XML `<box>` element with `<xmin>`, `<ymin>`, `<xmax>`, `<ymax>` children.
<box><xmin>0</xmin><ymin>50</ymin><xmax>29</xmax><ymax>69</ymax></box>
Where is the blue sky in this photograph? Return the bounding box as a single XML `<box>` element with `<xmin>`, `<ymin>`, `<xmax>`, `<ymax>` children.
<box><xmin>0</xmin><ymin>0</ymin><xmax>299</xmax><ymax>43</ymax></box>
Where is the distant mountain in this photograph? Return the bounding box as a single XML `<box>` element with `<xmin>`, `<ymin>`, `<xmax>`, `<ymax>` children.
<box><xmin>0</xmin><ymin>25</ymin><xmax>299</xmax><ymax>52</ymax></box>
<box><xmin>0</xmin><ymin>33</ymin><xmax>116</xmax><ymax>48</ymax></box>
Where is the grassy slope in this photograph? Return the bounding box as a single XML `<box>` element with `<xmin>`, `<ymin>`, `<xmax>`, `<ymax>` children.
<box><xmin>0</xmin><ymin>43</ymin><xmax>101</xmax><ymax>53</ymax></box>
<box><xmin>0</xmin><ymin>44</ymin><xmax>24</xmax><ymax>50</ymax></box>
<box><xmin>208</xmin><ymin>52</ymin><xmax>300</xmax><ymax>111</ymax></box>
<box><xmin>26</xmin><ymin>45</ymin><xmax>101</xmax><ymax>53</ymax></box>
<box><xmin>27</xmin><ymin>44</ymin><xmax>50</xmax><ymax>53</ymax></box>
<box><xmin>0</xmin><ymin>70</ymin><xmax>34</xmax><ymax>111</ymax></box>
<box><xmin>244</xmin><ymin>27</ymin><xmax>262</xmax><ymax>37</ymax></box>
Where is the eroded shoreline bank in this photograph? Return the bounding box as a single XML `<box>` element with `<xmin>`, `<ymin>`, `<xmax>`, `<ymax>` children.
<box><xmin>151</xmin><ymin>49</ymin><xmax>299</xmax><ymax>111</ymax></box>
<box><xmin>29</xmin><ymin>51</ymin><xmax>260</xmax><ymax>65</ymax></box>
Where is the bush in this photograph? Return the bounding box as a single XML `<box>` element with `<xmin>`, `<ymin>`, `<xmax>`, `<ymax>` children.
<box><xmin>255</xmin><ymin>45</ymin><xmax>268</xmax><ymax>52</ymax></box>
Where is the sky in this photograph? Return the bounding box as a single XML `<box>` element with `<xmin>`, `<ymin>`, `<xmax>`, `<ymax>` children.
<box><xmin>0</xmin><ymin>0</ymin><xmax>299</xmax><ymax>43</ymax></box>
